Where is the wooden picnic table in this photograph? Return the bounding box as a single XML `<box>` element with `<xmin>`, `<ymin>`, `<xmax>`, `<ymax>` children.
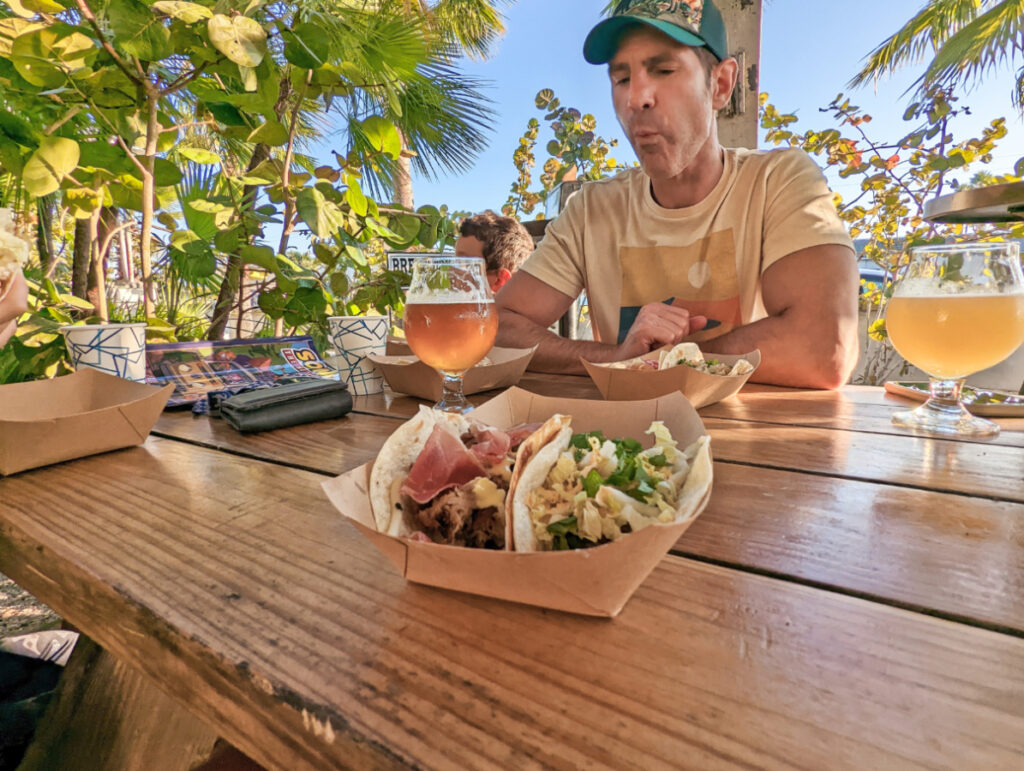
<box><xmin>1</xmin><ymin>374</ymin><xmax>1023</xmax><ymax>769</ymax></box>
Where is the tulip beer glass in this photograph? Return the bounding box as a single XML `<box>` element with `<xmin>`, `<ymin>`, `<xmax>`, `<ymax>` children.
<box><xmin>404</xmin><ymin>256</ymin><xmax>498</xmax><ymax>413</ymax></box>
<box><xmin>885</xmin><ymin>242</ymin><xmax>1024</xmax><ymax>437</ymax></box>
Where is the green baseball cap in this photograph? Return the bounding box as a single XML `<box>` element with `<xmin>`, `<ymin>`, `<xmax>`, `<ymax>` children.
<box><xmin>583</xmin><ymin>0</ymin><xmax>729</xmax><ymax>64</ymax></box>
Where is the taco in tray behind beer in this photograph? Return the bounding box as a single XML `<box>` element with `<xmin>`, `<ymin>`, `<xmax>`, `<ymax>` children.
<box><xmin>368</xmin><ymin>406</ymin><xmax>540</xmax><ymax>549</ymax></box>
<box><xmin>611</xmin><ymin>342</ymin><xmax>754</xmax><ymax>376</ymax></box>
<box><xmin>509</xmin><ymin>415</ymin><xmax>712</xmax><ymax>552</ymax></box>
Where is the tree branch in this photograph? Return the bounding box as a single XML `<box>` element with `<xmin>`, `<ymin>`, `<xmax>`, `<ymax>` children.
<box><xmin>74</xmin><ymin>0</ymin><xmax>144</xmax><ymax>86</ymax></box>
<box><xmin>115</xmin><ymin>135</ymin><xmax>150</xmax><ymax>176</ymax></box>
<box><xmin>161</xmin><ymin>62</ymin><xmax>209</xmax><ymax>98</ymax></box>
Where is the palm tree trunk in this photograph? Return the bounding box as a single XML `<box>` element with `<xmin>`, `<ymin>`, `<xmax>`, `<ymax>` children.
<box><xmin>207</xmin><ymin>145</ymin><xmax>271</xmax><ymax>340</ymax></box>
<box><xmin>208</xmin><ymin>78</ymin><xmax>295</xmax><ymax>341</ymax></box>
<box><xmin>35</xmin><ymin>195</ymin><xmax>55</xmax><ymax>273</ymax></box>
<box><xmin>394</xmin><ymin>130</ymin><xmax>414</xmax><ymax>208</ymax></box>
<box><xmin>72</xmin><ymin>218</ymin><xmax>91</xmax><ymax>303</ymax></box>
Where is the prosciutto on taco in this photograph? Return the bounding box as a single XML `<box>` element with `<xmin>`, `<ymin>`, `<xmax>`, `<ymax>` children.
<box><xmin>509</xmin><ymin>416</ymin><xmax>712</xmax><ymax>552</ymax></box>
<box><xmin>369</xmin><ymin>407</ymin><xmax>539</xmax><ymax>548</ymax></box>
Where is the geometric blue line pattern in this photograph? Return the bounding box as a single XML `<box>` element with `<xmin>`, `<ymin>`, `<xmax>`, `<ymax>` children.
<box><xmin>327</xmin><ymin>316</ymin><xmax>388</xmax><ymax>395</ymax></box>
<box><xmin>62</xmin><ymin>325</ymin><xmax>147</xmax><ymax>381</ymax></box>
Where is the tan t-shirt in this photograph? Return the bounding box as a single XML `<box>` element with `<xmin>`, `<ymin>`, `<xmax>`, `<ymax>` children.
<box><xmin>521</xmin><ymin>147</ymin><xmax>854</xmax><ymax>344</ymax></box>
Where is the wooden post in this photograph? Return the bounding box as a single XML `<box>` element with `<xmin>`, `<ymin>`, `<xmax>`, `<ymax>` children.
<box><xmin>717</xmin><ymin>0</ymin><xmax>762</xmax><ymax>150</ymax></box>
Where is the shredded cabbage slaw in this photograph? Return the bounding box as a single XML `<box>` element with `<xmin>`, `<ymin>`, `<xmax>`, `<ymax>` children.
<box><xmin>525</xmin><ymin>422</ymin><xmax>702</xmax><ymax>550</ymax></box>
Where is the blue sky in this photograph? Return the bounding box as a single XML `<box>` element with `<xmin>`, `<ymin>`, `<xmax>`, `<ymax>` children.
<box><xmin>322</xmin><ymin>0</ymin><xmax>1022</xmax><ymax>216</ymax></box>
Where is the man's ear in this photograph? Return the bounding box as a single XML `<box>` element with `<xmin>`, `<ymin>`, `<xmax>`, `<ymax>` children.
<box><xmin>711</xmin><ymin>57</ymin><xmax>739</xmax><ymax>111</ymax></box>
<box><xmin>489</xmin><ymin>268</ymin><xmax>513</xmax><ymax>293</ymax></box>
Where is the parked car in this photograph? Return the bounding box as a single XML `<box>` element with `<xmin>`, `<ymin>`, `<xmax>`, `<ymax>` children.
<box><xmin>858</xmin><ymin>262</ymin><xmax>887</xmax><ymax>291</ymax></box>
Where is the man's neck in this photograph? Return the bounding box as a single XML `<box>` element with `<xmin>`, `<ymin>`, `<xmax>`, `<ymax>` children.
<box><xmin>648</xmin><ymin>142</ymin><xmax>726</xmax><ymax>210</ymax></box>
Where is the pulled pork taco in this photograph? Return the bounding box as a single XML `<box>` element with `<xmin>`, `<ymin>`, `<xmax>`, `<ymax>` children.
<box><xmin>369</xmin><ymin>406</ymin><xmax>539</xmax><ymax>548</ymax></box>
<box><xmin>510</xmin><ymin>416</ymin><xmax>711</xmax><ymax>552</ymax></box>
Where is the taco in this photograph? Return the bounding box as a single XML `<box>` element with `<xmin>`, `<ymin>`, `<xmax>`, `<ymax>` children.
<box><xmin>510</xmin><ymin>415</ymin><xmax>712</xmax><ymax>552</ymax></box>
<box><xmin>658</xmin><ymin>342</ymin><xmax>754</xmax><ymax>376</ymax></box>
<box><xmin>368</xmin><ymin>406</ymin><xmax>539</xmax><ymax>548</ymax></box>
<box><xmin>612</xmin><ymin>342</ymin><xmax>753</xmax><ymax>376</ymax></box>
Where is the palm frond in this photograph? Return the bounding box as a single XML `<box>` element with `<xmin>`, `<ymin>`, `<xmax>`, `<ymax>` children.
<box><xmin>175</xmin><ymin>162</ymin><xmax>220</xmax><ymax>243</ymax></box>
<box><xmin>915</xmin><ymin>0</ymin><xmax>1024</xmax><ymax>93</ymax></box>
<box><xmin>427</xmin><ymin>0</ymin><xmax>509</xmax><ymax>60</ymax></box>
<box><xmin>849</xmin><ymin>0</ymin><xmax>984</xmax><ymax>88</ymax></box>
<box><xmin>397</xmin><ymin>63</ymin><xmax>494</xmax><ymax>179</ymax></box>
<box><xmin>333</xmin><ymin>57</ymin><xmax>493</xmax><ymax>198</ymax></box>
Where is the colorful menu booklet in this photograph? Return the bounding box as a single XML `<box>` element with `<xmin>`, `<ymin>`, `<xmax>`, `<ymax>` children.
<box><xmin>145</xmin><ymin>336</ymin><xmax>339</xmax><ymax>407</ymax></box>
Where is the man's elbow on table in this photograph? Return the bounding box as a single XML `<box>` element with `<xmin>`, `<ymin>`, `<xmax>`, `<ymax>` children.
<box><xmin>757</xmin><ymin>244</ymin><xmax>861</xmax><ymax>390</ymax></box>
<box><xmin>782</xmin><ymin>306</ymin><xmax>861</xmax><ymax>389</ymax></box>
<box><xmin>807</xmin><ymin>336</ymin><xmax>859</xmax><ymax>389</ymax></box>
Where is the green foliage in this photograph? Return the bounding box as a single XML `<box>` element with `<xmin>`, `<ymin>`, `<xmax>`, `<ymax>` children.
<box><xmin>0</xmin><ymin>0</ymin><xmax>487</xmax><ymax>380</ymax></box>
<box><xmin>503</xmin><ymin>88</ymin><xmax>623</xmax><ymax>218</ymax></box>
<box><xmin>0</xmin><ymin>270</ymin><xmax>92</xmax><ymax>383</ymax></box>
<box><xmin>760</xmin><ymin>88</ymin><xmax>1023</xmax><ymax>384</ymax></box>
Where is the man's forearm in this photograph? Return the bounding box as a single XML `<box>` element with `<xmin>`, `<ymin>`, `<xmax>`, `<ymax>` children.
<box><xmin>496</xmin><ymin>309</ymin><xmax>625</xmax><ymax>374</ymax></box>
<box><xmin>701</xmin><ymin>311</ymin><xmax>859</xmax><ymax>389</ymax></box>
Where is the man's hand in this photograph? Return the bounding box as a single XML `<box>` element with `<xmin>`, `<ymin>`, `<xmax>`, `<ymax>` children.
<box><xmin>617</xmin><ymin>303</ymin><xmax>707</xmax><ymax>359</ymax></box>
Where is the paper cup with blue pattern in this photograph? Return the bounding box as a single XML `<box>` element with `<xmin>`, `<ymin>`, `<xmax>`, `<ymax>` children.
<box><xmin>327</xmin><ymin>315</ymin><xmax>389</xmax><ymax>395</ymax></box>
<box><xmin>59</xmin><ymin>323</ymin><xmax>148</xmax><ymax>382</ymax></box>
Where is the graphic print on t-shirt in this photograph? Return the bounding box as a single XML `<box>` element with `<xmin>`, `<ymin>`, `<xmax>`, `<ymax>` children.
<box><xmin>618</xmin><ymin>229</ymin><xmax>741</xmax><ymax>343</ymax></box>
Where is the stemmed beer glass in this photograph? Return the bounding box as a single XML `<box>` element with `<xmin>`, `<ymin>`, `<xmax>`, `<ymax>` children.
<box><xmin>885</xmin><ymin>242</ymin><xmax>1024</xmax><ymax>437</ymax></box>
<box><xmin>404</xmin><ymin>256</ymin><xmax>498</xmax><ymax>413</ymax></box>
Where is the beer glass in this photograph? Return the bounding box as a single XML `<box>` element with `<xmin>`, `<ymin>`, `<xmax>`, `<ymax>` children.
<box><xmin>885</xmin><ymin>242</ymin><xmax>1024</xmax><ymax>437</ymax></box>
<box><xmin>404</xmin><ymin>256</ymin><xmax>498</xmax><ymax>413</ymax></box>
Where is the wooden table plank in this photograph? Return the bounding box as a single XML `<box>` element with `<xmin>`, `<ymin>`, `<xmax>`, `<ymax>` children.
<box><xmin>154</xmin><ymin>409</ymin><xmax>400</xmax><ymax>473</ymax></box>
<box><xmin>702</xmin><ymin>384</ymin><xmax>1024</xmax><ymax>448</ymax></box>
<box><xmin>689</xmin><ymin>462</ymin><xmax>1024</xmax><ymax>633</ymax></box>
<box><xmin>703</xmin><ymin>417</ymin><xmax>1024</xmax><ymax>503</ymax></box>
<box><xmin>353</xmin><ymin>377</ymin><xmax>1024</xmax><ymax>448</ymax></box>
<box><xmin>152</xmin><ymin>409</ymin><xmax>1024</xmax><ymax>633</ymax></box>
<box><xmin>348</xmin><ymin>372</ymin><xmax>603</xmax><ymax>420</ymax></box>
<box><xmin>159</xmin><ymin>402</ymin><xmax>1024</xmax><ymax>503</ymax></box>
<box><xmin>2</xmin><ymin>440</ymin><xmax>1024</xmax><ymax>770</ymax></box>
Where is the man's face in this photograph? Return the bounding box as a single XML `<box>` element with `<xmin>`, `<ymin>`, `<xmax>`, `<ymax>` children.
<box><xmin>609</xmin><ymin>27</ymin><xmax>718</xmax><ymax>182</ymax></box>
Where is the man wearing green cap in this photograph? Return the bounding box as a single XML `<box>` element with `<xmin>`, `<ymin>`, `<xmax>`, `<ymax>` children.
<box><xmin>495</xmin><ymin>0</ymin><xmax>859</xmax><ymax>389</ymax></box>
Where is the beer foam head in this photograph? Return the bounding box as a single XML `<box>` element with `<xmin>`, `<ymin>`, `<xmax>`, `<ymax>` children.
<box><xmin>896</xmin><ymin>277</ymin><xmax>1024</xmax><ymax>298</ymax></box>
<box><xmin>405</xmin><ymin>291</ymin><xmax>494</xmax><ymax>304</ymax></box>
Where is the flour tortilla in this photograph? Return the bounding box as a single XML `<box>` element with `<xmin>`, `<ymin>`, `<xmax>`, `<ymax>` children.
<box><xmin>728</xmin><ymin>359</ymin><xmax>755</xmax><ymax>376</ymax></box>
<box><xmin>505</xmin><ymin>414</ymin><xmax>572</xmax><ymax>551</ymax></box>
<box><xmin>657</xmin><ymin>342</ymin><xmax>702</xmax><ymax>370</ymax></box>
<box><xmin>368</xmin><ymin>406</ymin><xmax>472</xmax><ymax>536</ymax></box>
<box><xmin>510</xmin><ymin>423</ymin><xmax>713</xmax><ymax>553</ymax></box>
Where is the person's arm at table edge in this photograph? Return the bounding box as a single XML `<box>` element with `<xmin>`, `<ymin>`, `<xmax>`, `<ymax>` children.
<box><xmin>701</xmin><ymin>243</ymin><xmax>860</xmax><ymax>389</ymax></box>
<box><xmin>495</xmin><ymin>273</ymin><xmax>620</xmax><ymax>374</ymax></box>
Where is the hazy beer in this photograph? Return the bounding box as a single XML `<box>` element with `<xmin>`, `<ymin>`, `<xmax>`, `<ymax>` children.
<box><xmin>886</xmin><ymin>293</ymin><xmax>1024</xmax><ymax>379</ymax></box>
<box><xmin>404</xmin><ymin>299</ymin><xmax>498</xmax><ymax>373</ymax></box>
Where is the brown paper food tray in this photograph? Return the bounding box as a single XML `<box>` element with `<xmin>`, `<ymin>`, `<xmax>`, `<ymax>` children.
<box><xmin>322</xmin><ymin>387</ymin><xmax>712</xmax><ymax>617</ymax></box>
<box><xmin>369</xmin><ymin>346</ymin><xmax>537</xmax><ymax>401</ymax></box>
<box><xmin>582</xmin><ymin>348</ymin><xmax>761</xmax><ymax>409</ymax></box>
<box><xmin>385</xmin><ymin>336</ymin><xmax>412</xmax><ymax>356</ymax></box>
<box><xmin>0</xmin><ymin>369</ymin><xmax>174</xmax><ymax>475</ymax></box>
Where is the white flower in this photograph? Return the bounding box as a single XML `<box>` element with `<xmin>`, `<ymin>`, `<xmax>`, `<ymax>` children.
<box><xmin>0</xmin><ymin>208</ymin><xmax>29</xmax><ymax>283</ymax></box>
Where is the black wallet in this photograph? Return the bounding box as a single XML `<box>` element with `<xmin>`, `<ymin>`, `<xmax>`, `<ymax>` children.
<box><xmin>219</xmin><ymin>379</ymin><xmax>353</xmax><ymax>433</ymax></box>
